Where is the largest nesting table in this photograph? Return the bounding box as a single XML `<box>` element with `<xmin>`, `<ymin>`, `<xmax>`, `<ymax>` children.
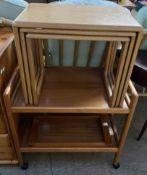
<box><xmin>3</xmin><ymin>4</ymin><xmax>142</xmax><ymax>169</ymax></box>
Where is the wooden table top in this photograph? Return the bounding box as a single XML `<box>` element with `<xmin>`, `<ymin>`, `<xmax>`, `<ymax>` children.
<box><xmin>14</xmin><ymin>3</ymin><xmax>142</xmax><ymax>32</ymax></box>
<box><xmin>0</xmin><ymin>27</ymin><xmax>14</xmax><ymax>57</ymax></box>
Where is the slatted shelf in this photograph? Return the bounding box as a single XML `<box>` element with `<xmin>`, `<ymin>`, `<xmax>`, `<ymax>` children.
<box><xmin>18</xmin><ymin>114</ymin><xmax>118</xmax><ymax>152</ymax></box>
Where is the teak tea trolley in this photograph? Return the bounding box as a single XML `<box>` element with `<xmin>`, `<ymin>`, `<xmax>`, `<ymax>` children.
<box><xmin>3</xmin><ymin>4</ymin><xmax>142</xmax><ymax>169</ymax></box>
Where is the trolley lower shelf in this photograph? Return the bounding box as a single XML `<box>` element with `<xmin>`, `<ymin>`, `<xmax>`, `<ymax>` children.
<box><xmin>18</xmin><ymin>114</ymin><xmax>118</xmax><ymax>152</ymax></box>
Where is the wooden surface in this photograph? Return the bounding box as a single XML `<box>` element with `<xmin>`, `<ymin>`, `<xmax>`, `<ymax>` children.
<box><xmin>0</xmin><ymin>28</ymin><xmax>14</xmax><ymax>57</ymax></box>
<box><xmin>19</xmin><ymin>114</ymin><xmax>118</xmax><ymax>152</ymax></box>
<box><xmin>14</xmin><ymin>4</ymin><xmax>142</xmax><ymax>31</ymax></box>
<box><xmin>26</xmin><ymin>38</ymin><xmax>44</xmax><ymax>104</ymax></box>
<box><xmin>0</xmin><ymin>134</ymin><xmax>15</xmax><ymax>160</ymax></box>
<box><xmin>0</xmin><ymin>27</ymin><xmax>17</xmax><ymax>131</ymax></box>
<box><xmin>11</xmin><ymin>67</ymin><xmax>129</xmax><ymax>113</ymax></box>
<box><xmin>0</xmin><ymin>27</ymin><xmax>17</xmax><ymax>164</ymax></box>
<box><xmin>9</xmin><ymin>4</ymin><xmax>141</xmax><ymax>166</ymax></box>
<box><xmin>0</xmin><ymin>111</ymin><xmax>6</xmax><ymax>134</ymax></box>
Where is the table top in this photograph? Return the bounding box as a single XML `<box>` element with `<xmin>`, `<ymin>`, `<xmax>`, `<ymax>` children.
<box><xmin>0</xmin><ymin>27</ymin><xmax>14</xmax><ymax>57</ymax></box>
<box><xmin>13</xmin><ymin>3</ymin><xmax>142</xmax><ymax>32</ymax></box>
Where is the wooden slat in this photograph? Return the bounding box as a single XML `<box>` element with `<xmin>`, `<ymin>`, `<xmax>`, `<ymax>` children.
<box><xmin>36</xmin><ymin>39</ymin><xmax>45</xmax><ymax>98</ymax></box>
<box><xmin>111</xmin><ymin>41</ymin><xmax>129</xmax><ymax>106</ymax></box>
<box><xmin>0</xmin><ymin>160</ymin><xmax>18</xmax><ymax>164</ymax></box>
<box><xmin>104</xmin><ymin>42</ymin><xmax>113</xmax><ymax>73</ymax></box>
<box><xmin>104</xmin><ymin>42</ymin><xmax>114</xmax><ymax>98</ymax></box>
<box><xmin>125</xmin><ymin>93</ymin><xmax>131</xmax><ymax>106</ymax></box>
<box><xmin>26</xmin><ymin>38</ymin><xmax>37</xmax><ymax>104</ymax></box>
<box><xmin>104</xmin><ymin>72</ymin><xmax>113</xmax><ymax>98</ymax></box>
<box><xmin>106</xmin><ymin>42</ymin><xmax>117</xmax><ymax>93</ymax></box>
<box><xmin>20</xmin><ymin>32</ymin><xmax>33</xmax><ymax>104</ymax></box>
<box><xmin>108</xmin><ymin>42</ymin><xmax>117</xmax><ymax>84</ymax></box>
<box><xmin>43</xmin><ymin>40</ymin><xmax>50</xmax><ymax>66</ymax></box>
<box><xmin>100</xmin><ymin>117</ymin><xmax>112</xmax><ymax>145</ymax></box>
<box><xmin>27</xmin><ymin>33</ymin><xmax>130</xmax><ymax>42</ymax></box>
<box><xmin>20</xmin><ymin>28</ymin><xmax>136</xmax><ymax>37</ymax></box>
<box><xmin>115</xmin><ymin>36</ymin><xmax>135</xmax><ymax>106</ymax></box>
<box><xmin>110</xmin><ymin>116</ymin><xmax>119</xmax><ymax>145</ymax></box>
<box><xmin>25</xmin><ymin>38</ymin><xmax>45</xmax><ymax>104</ymax></box>
<box><xmin>20</xmin><ymin>147</ymin><xmax>118</xmax><ymax>153</ymax></box>
<box><xmin>33</xmin><ymin>142</ymin><xmax>108</xmax><ymax>147</ymax></box>
<box><xmin>12</xmin><ymin>27</ymin><xmax>29</xmax><ymax>103</ymax></box>
<box><xmin>119</xmin><ymin>33</ymin><xmax>142</xmax><ymax>106</ymax></box>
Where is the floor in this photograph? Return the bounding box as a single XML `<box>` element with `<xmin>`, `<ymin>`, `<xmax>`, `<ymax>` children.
<box><xmin>0</xmin><ymin>98</ymin><xmax>147</xmax><ymax>175</ymax></box>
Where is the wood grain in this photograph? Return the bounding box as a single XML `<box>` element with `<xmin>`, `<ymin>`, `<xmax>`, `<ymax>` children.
<box><xmin>18</xmin><ymin>114</ymin><xmax>118</xmax><ymax>151</ymax></box>
<box><xmin>11</xmin><ymin>67</ymin><xmax>129</xmax><ymax>113</ymax></box>
<box><xmin>14</xmin><ymin>4</ymin><xmax>141</xmax><ymax>32</ymax></box>
<box><xmin>0</xmin><ymin>27</ymin><xmax>17</xmax><ymax>163</ymax></box>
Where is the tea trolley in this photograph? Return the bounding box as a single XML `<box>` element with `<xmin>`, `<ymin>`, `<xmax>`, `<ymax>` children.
<box><xmin>3</xmin><ymin>4</ymin><xmax>142</xmax><ymax>169</ymax></box>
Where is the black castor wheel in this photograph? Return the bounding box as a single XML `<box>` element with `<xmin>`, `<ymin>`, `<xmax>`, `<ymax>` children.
<box><xmin>113</xmin><ymin>163</ymin><xmax>120</xmax><ymax>169</ymax></box>
<box><xmin>20</xmin><ymin>162</ymin><xmax>29</xmax><ymax>170</ymax></box>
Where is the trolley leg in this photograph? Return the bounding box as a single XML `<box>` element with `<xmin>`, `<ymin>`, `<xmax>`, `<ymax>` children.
<box><xmin>113</xmin><ymin>114</ymin><xmax>132</xmax><ymax>168</ymax></box>
<box><xmin>3</xmin><ymin>96</ymin><xmax>25</xmax><ymax>168</ymax></box>
<box><xmin>113</xmin><ymin>84</ymin><xmax>138</xmax><ymax>168</ymax></box>
<box><xmin>113</xmin><ymin>113</ymin><xmax>134</xmax><ymax>166</ymax></box>
<box><xmin>113</xmin><ymin>162</ymin><xmax>120</xmax><ymax>169</ymax></box>
<box><xmin>20</xmin><ymin>161</ymin><xmax>29</xmax><ymax>170</ymax></box>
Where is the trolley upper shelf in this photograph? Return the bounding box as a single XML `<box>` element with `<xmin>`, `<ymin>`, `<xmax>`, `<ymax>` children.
<box><xmin>9</xmin><ymin>67</ymin><xmax>130</xmax><ymax>114</ymax></box>
<box><xmin>13</xmin><ymin>4</ymin><xmax>142</xmax><ymax>32</ymax></box>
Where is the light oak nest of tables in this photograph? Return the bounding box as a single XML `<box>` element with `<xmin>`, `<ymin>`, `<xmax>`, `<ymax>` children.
<box><xmin>3</xmin><ymin>4</ymin><xmax>142</xmax><ymax>169</ymax></box>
